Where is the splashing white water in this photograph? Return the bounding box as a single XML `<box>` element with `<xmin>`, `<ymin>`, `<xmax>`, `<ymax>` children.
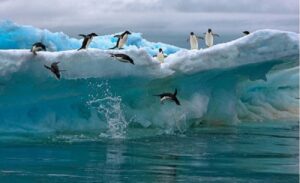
<box><xmin>86</xmin><ymin>82</ymin><xmax>128</xmax><ymax>138</ymax></box>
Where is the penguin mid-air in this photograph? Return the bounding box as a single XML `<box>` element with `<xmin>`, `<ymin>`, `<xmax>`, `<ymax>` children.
<box><xmin>204</xmin><ymin>28</ymin><xmax>219</xmax><ymax>47</ymax></box>
<box><xmin>110</xmin><ymin>30</ymin><xmax>131</xmax><ymax>49</ymax></box>
<box><xmin>154</xmin><ymin>48</ymin><xmax>167</xmax><ymax>63</ymax></box>
<box><xmin>31</xmin><ymin>42</ymin><xmax>46</xmax><ymax>55</ymax></box>
<box><xmin>243</xmin><ymin>31</ymin><xmax>250</xmax><ymax>35</ymax></box>
<box><xmin>110</xmin><ymin>53</ymin><xmax>134</xmax><ymax>65</ymax></box>
<box><xmin>188</xmin><ymin>32</ymin><xmax>204</xmax><ymax>50</ymax></box>
<box><xmin>154</xmin><ymin>89</ymin><xmax>181</xmax><ymax>105</ymax></box>
<box><xmin>78</xmin><ymin>33</ymin><xmax>98</xmax><ymax>50</ymax></box>
<box><xmin>44</xmin><ymin>62</ymin><xmax>64</xmax><ymax>79</ymax></box>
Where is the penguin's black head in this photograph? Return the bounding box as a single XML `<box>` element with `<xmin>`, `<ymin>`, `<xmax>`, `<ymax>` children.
<box><xmin>127</xmin><ymin>57</ymin><xmax>134</xmax><ymax>65</ymax></box>
<box><xmin>208</xmin><ymin>29</ymin><xmax>212</xmax><ymax>33</ymax></box>
<box><xmin>90</xmin><ymin>33</ymin><xmax>98</xmax><ymax>37</ymax></box>
<box><xmin>159</xmin><ymin>48</ymin><xmax>163</xmax><ymax>52</ymax></box>
<box><xmin>190</xmin><ymin>32</ymin><xmax>194</xmax><ymax>35</ymax></box>
<box><xmin>124</xmin><ymin>30</ymin><xmax>132</xmax><ymax>35</ymax></box>
<box><xmin>243</xmin><ymin>31</ymin><xmax>250</xmax><ymax>35</ymax></box>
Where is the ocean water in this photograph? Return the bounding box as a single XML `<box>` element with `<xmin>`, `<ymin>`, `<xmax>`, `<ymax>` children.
<box><xmin>0</xmin><ymin>122</ymin><xmax>299</xmax><ymax>183</ymax></box>
<box><xmin>0</xmin><ymin>21</ymin><xmax>299</xmax><ymax>182</ymax></box>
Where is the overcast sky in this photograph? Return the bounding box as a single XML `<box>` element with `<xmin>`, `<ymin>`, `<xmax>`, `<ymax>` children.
<box><xmin>0</xmin><ymin>0</ymin><xmax>298</xmax><ymax>39</ymax></box>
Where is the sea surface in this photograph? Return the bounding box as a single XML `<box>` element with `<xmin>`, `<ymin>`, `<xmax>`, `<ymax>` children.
<box><xmin>0</xmin><ymin>121</ymin><xmax>298</xmax><ymax>183</ymax></box>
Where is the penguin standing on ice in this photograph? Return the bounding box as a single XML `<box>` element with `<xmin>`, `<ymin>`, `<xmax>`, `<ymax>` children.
<box><xmin>204</xmin><ymin>29</ymin><xmax>219</xmax><ymax>47</ymax></box>
<box><xmin>110</xmin><ymin>31</ymin><xmax>131</xmax><ymax>49</ymax></box>
<box><xmin>154</xmin><ymin>89</ymin><xmax>181</xmax><ymax>105</ymax></box>
<box><xmin>154</xmin><ymin>48</ymin><xmax>167</xmax><ymax>63</ymax></box>
<box><xmin>188</xmin><ymin>32</ymin><xmax>203</xmax><ymax>50</ymax></box>
<box><xmin>31</xmin><ymin>42</ymin><xmax>46</xmax><ymax>55</ymax></box>
<box><xmin>78</xmin><ymin>33</ymin><xmax>98</xmax><ymax>50</ymax></box>
<box><xmin>109</xmin><ymin>53</ymin><xmax>134</xmax><ymax>65</ymax></box>
<box><xmin>44</xmin><ymin>62</ymin><xmax>64</xmax><ymax>79</ymax></box>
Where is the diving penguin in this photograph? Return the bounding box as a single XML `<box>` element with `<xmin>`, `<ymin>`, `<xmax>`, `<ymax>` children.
<box><xmin>204</xmin><ymin>29</ymin><xmax>219</xmax><ymax>47</ymax></box>
<box><xmin>44</xmin><ymin>62</ymin><xmax>64</xmax><ymax>79</ymax></box>
<box><xmin>110</xmin><ymin>31</ymin><xmax>131</xmax><ymax>49</ymax></box>
<box><xmin>188</xmin><ymin>32</ymin><xmax>204</xmax><ymax>50</ymax></box>
<box><xmin>109</xmin><ymin>53</ymin><xmax>134</xmax><ymax>65</ymax></box>
<box><xmin>154</xmin><ymin>89</ymin><xmax>181</xmax><ymax>105</ymax></box>
<box><xmin>78</xmin><ymin>33</ymin><xmax>98</xmax><ymax>50</ymax></box>
<box><xmin>31</xmin><ymin>42</ymin><xmax>46</xmax><ymax>55</ymax></box>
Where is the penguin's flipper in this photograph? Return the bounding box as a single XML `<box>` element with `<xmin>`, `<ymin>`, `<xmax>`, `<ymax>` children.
<box><xmin>114</xmin><ymin>35</ymin><xmax>121</xmax><ymax>38</ymax></box>
<box><xmin>174</xmin><ymin>88</ymin><xmax>177</xmax><ymax>96</ymax></box>
<box><xmin>173</xmin><ymin>97</ymin><xmax>181</xmax><ymax>105</ymax></box>
<box><xmin>109</xmin><ymin>45</ymin><xmax>117</xmax><ymax>49</ymax></box>
<box><xmin>213</xmin><ymin>33</ymin><xmax>220</xmax><ymax>37</ymax></box>
<box><xmin>197</xmin><ymin>36</ymin><xmax>204</xmax><ymax>39</ymax></box>
<box><xmin>44</xmin><ymin>65</ymin><xmax>51</xmax><ymax>70</ymax></box>
<box><xmin>79</xmin><ymin>34</ymin><xmax>87</xmax><ymax>38</ymax></box>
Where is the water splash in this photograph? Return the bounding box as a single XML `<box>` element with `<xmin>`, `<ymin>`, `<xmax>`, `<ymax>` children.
<box><xmin>86</xmin><ymin>81</ymin><xmax>128</xmax><ymax>138</ymax></box>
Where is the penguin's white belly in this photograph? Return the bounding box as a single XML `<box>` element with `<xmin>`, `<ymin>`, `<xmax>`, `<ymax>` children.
<box><xmin>32</xmin><ymin>46</ymin><xmax>38</xmax><ymax>52</ymax></box>
<box><xmin>157</xmin><ymin>52</ymin><xmax>165</xmax><ymax>63</ymax></box>
<box><xmin>115</xmin><ymin>57</ymin><xmax>128</xmax><ymax>63</ymax></box>
<box><xmin>118</xmin><ymin>35</ymin><xmax>128</xmax><ymax>48</ymax></box>
<box><xmin>190</xmin><ymin>36</ymin><xmax>198</xmax><ymax>50</ymax></box>
<box><xmin>205</xmin><ymin>33</ymin><xmax>213</xmax><ymax>47</ymax></box>
<box><xmin>86</xmin><ymin>38</ymin><xmax>92</xmax><ymax>48</ymax></box>
<box><xmin>32</xmin><ymin>46</ymin><xmax>42</xmax><ymax>52</ymax></box>
<box><xmin>161</xmin><ymin>96</ymin><xmax>172</xmax><ymax>103</ymax></box>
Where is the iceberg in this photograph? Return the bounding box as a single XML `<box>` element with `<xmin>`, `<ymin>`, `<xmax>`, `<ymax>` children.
<box><xmin>0</xmin><ymin>20</ymin><xmax>180</xmax><ymax>55</ymax></box>
<box><xmin>0</xmin><ymin>21</ymin><xmax>298</xmax><ymax>136</ymax></box>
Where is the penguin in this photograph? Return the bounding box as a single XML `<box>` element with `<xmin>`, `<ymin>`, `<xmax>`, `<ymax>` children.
<box><xmin>243</xmin><ymin>31</ymin><xmax>250</xmax><ymax>35</ymax></box>
<box><xmin>44</xmin><ymin>62</ymin><xmax>64</xmax><ymax>79</ymax></box>
<box><xmin>110</xmin><ymin>53</ymin><xmax>134</xmax><ymax>65</ymax></box>
<box><xmin>31</xmin><ymin>42</ymin><xmax>46</xmax><ymax>55</ymax></box>
<box><xmin>110</xmin><ymin>31</ymin><xmax>131</xmax><ymax>49</ymax></box>
<box><xmin>154</xmin><ymin>48</ymin><xmax>167</xmax><ymax>63</ymax></box>
<box><xmin>154</xmin><ymin>89</ymin><xmax>180</xmax><ymax>105</ymax></box>
<box><xmin>204</xmin><ymin>29</ymin><xmax>219</xmax><ymax>47</ymax></box>
<box><xmin>188</xmin><ymin>32</ymin><xmax>204</xmax><ymax>50</ymax></box>
<box><xmin>78</xmin><ymin>33</ymin><xmax>98</xmax><ymax>51</ymax></box>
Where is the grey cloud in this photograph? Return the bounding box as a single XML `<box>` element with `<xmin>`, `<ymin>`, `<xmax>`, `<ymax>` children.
<box><xmin>162</xmin><ymin>0</ymin><xmax>299</xmax><ymax>14</ymax></box>
<box><xmin>0</xmin><ymin>0</ymin><xmax>298</xmax><ymax>36</ymax></box>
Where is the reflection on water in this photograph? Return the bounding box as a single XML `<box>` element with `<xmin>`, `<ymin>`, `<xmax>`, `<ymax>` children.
<box><xmin>104</xmin><ymin>140</ymin><xmax>126</xmax><ymax>183</ymax></box>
